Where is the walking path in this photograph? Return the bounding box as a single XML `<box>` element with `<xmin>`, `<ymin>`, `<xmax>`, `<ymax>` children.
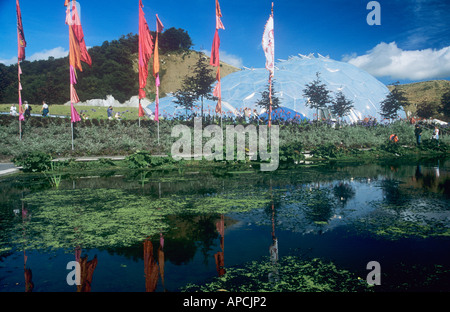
<box><xmin>0</xmin><ymin>155</ymin><xmax>170</xmax><ymax>178</ymax></box>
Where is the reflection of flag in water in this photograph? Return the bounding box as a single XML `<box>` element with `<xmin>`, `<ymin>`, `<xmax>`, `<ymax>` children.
<box><xmin>214</xmin><ymin>215</ymin><xmax>225</xmax><ymax>276</ymax></box>
<box><xmin>153</xmin><ymin>14</ymin><xmax>164</xmax><ymax>122</ymax></box>
<box><xmin>143</xmin><ymin>240</ymin><xmax>159</xmax><ymax>292</ymax></box>
<box><xmin>210</xmin><ymin>0</ymin><xmax>224</xmax><ymax>114</ymax></box>
<box><xmin>75</xmin><ymin>250</ymin><xmax>98</xmax><ymax>292</ymax></box>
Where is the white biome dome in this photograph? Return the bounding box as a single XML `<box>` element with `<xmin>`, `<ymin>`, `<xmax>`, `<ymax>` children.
<box><xmin>148</xmin><ymin>53</ymin><xmax>396</xmax><ymax>122</ymax></box>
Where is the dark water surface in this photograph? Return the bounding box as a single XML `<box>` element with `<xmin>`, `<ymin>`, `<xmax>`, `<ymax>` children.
<box><xmin>1</xmin><ymin>158</ymin><xmax>449</xmax><ymax>292</ymax></box>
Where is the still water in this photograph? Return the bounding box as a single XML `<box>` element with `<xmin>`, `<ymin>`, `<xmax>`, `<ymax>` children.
<box><xmin>1</xmin><ymin>158</ymin><xmax>449</xmax><ymax>292</ymax></box>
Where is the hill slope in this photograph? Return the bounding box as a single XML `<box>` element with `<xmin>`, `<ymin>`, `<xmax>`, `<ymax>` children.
<box><xmin>388</xmin><ymin>80</ymin><xmax>450</xmax><ymax>116</ymax></box>
<box><xmin>133</xmin><ymin>50</ymin><xmax>240</xmax><ymax>97</ymax></box>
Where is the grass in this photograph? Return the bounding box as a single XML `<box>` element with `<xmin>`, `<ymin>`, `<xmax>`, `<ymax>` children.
<box><xmin>0</xmin><ymin>104</ymin><xmax>141</xmax><ymax>120</ymax></box>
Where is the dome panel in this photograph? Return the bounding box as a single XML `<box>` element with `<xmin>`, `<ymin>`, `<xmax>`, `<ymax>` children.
<box><xmin>148</xmin><ymin>54</ymin><xmax>400</xmax><ymax>122</ymax></box>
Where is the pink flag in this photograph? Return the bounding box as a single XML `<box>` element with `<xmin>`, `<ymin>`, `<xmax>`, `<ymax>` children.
<box><xmin>71</xmin><ymin>102</ymin><xmax>81</xmax><ymax>123</ymax></box>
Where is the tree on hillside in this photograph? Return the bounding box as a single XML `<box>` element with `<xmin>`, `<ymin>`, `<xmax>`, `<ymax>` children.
<box><xmin>159</xmin><ymin>27</ymin><xmax>193</xmax><ymax>53</ymax></box>
<box><xmin>256</xmin><ymin>74</ymin><xmax>281</xmax><ymax>115</ymax></box>
<box><xmin>439</xmin><ymin>89</ymin><xmax>450</xmax><ymax>120</ymax></box>
<box><xmin>416</xmin><ymin>101</ymin><xmax>438</xmax><ymax>119</ymax></box>
<box><xmin>174</xmin><ymin>53</ymin><xmax>216</xmax><ymax>119</ymax></box>
<box><xmin>380</xmin><ymin>82</ymin><xmax>409</xmax><ymax>121</ymax></box>
<box><xmin>173</xmin><ymin>88</ymin><xmax>196</xmax><ymax>119</ymax></box>
<box><xmin>303</xmin><ymin>72</ymin><xmax>332</xmax><ymax>120</ymax></box>
<box><xmin>330</xmin><ymin>90</ymin><xmax>354</xmax><ymax>121</ymax></box>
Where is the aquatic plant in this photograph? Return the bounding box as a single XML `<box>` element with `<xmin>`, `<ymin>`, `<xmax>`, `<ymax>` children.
<box><xmin>181</xmin><ymin>256</ymin><xmax>373</xmax><ymax>292</ymax></box>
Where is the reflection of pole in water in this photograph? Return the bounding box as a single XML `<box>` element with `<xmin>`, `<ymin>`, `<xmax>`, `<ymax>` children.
<box><xmin>268</xmin><ymin>180</ymin><xmax>279</xmax><ymax>283</ymax></box>
<box><xmin>214</xmin><ymin>214</ymin><xmax>226</xmax><ymax>276</ymax></box>
<box><xmin>21</xmin><ymin>194</ymin><xmax>34</xmax><ymax>292</ymax></box>
<box><xmin>268</xmin><ymin>202</ymin><xmax>279</xmax><ymax>283</ymax></box>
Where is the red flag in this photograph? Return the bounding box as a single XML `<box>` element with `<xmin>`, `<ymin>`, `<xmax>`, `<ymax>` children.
<box><xmin>138</xmin><ymin>102</ymin><xmax>146</xmax><ymax>117</ymax></box>
<box><xmin>156</xmin><ymin>14</ymin><xmax>164</xmax><ymax>33</ymax></box>
<box><xmin>16</xmin><ymin>0</ymin><xmax>26</xmax><ymax>61</ymax></box>
<box><xmin>210</xmin><ymin>29</ymin><xmax>220</xmax><ymax>67</ymax></box>
<box><xmin>139</xmin><ymin>0</ymin><xmax>154</xmax><ymax>99</ymax></box>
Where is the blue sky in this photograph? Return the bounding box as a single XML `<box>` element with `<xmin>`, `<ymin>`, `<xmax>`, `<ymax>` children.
<box><xmin>1</xmin><ymin>0</ymin><xmax>449</xmax><ymax>85</ymax></box>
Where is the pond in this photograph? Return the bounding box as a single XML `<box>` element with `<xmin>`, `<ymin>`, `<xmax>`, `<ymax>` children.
<box><xmin>1</xmin><ymin>158</ymin><xmax>449</xmax><ymax>292</ymax></box>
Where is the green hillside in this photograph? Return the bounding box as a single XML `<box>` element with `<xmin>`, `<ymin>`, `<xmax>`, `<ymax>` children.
<box><xmin>388</xmin><ymin>80</ymin><xmax>450</xmax><ymax>119</ymax></box>
<box><xmin>0</xmin><ymin>30</ymin><xmax>239</xmax><ymax>105</ymax></box>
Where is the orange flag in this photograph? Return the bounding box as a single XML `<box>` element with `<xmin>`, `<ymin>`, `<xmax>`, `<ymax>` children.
<box><xmin>66</xmin><ymin>1</ymin><xmax>91</xmax><ymax>71</ymax></box>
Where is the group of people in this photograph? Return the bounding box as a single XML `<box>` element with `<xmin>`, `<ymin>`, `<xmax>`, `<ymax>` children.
<box><xmin>9</xmin><ymin>101</ymin><xmax>49</xmax><ymax>118</ymax></box>
<box><xmin>414</xmin><ymin>124</ymin><xmax>440</xmax><ymax>146</ymax></box>
<box><xmin>388</xmin><ymin>124</ymin><xmax>440</xmax><ymax>147</ymax></box>
<box><xmin>243</xmin><ymin>107</ymin><xmax>261</xmax><ymax>124</ymax></box>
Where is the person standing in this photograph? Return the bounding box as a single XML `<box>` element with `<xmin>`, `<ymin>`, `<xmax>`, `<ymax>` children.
<box><xmin>24</xmin><ymin>101</ymin><xmax>32</xmax><ymax>119</ymax></box>
<box><xmin>10</xmin><ymin>104</ymin><xmax>17</xmax><ymax>116</ymax></box>
<box><xmin>107</xmin><ymin>106</ymin><xmax>113</xmax><ymax>120</ymax></box>
<box><xmin>414</xmin><ymin>124</ymin><xmax>422</xmax><ymax>145</ymax></box>
<box><xmin>432</xmin><ymin>126</ymin><xmax>440</xmax><ymax>146</ymax></box>
<box><xmin>41</xmin><ymin>101</ymin><xmax>49</xmax><ymax>117</ymax></box>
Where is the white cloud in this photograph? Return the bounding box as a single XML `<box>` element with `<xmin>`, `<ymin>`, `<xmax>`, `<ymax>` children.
<box><xmin>0</xmin><ymin>47</ymin><xmax>69</xmax><ymax>66</ymax></box>
<box><xmin>344</xmin><ymin>42</ymin><xmax>450</xmax><ymax>81</ymax></box>
<box><xmin>201</xmin><ymin>49</ymin><xmax>243</xmax><ymax>69</ymax></box>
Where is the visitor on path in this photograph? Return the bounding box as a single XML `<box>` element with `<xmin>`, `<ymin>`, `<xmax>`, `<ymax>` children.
<box><xmin>244</xmin><ymin>107</ymin><xmax>251</xmax><ymax>123</ymax></box>
<box><xmin>389</xmin><ymin>134</ymin><xmax>399</xmax><ymax>143</ymax></box>
<box><xmin>10</xmin><ymin>104</ymin><xmax>17</xmax><ymax>116</ymax></box>
<box><xmin>107</xmin><ymin>106</ymin><xmax>113</xmax><ymax>120</ymax></box>
<box><xmin>24</xmin><ymin>101</ymin><xmax>31</xmax><ymax>119</ymax></box>
<box><xmin>414</xmin><ymin>124</ymin><xmax>422</xmax><ymax>145</ymax></box>
<box><xmin>253</xmin><ymin>108</ymin><xmax>260</xmax><ymax>125</ymax></box>
<box><xmin>41</xmin><ymin>101</ymin><xmax>49</xmax><ymax>117</ymax></box>
<box><xmin>432</xmin><ymin>126</ymin><xmax>440</xmax><ymax>146</ymax></box>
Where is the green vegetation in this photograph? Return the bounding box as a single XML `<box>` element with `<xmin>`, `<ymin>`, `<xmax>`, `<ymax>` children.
<box><xmin>1</xmin><ymin>114</ymin><xmax>449</xmax><ymax>164</ymax></box>
<box><xmin>182</xmin><ymin>256</ymin><xmax>373</xmax><ymax>292</ymax></box>
<box><xmin>0</xmin><ymin>30</ymin><xmax>193</xmax><ymax>104</ymax></box>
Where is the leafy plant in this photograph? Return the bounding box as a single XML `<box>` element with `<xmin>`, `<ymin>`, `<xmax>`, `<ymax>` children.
<box><xmin>125</xmin><ymin>150</ymin><xmax>153</xmax><ymax>169</ymax></box>
<box><xmin>279</xmin><ymin>141</ymin><xmax>305</xmax><ymax>164</ymax></box>
<box><xmin>13</xmin><ymin>151</ymin><xmax>52</xmax><ymax>172</ymax></box>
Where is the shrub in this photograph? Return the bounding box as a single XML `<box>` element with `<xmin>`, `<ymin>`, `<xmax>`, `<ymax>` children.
<box><xmin>13</xmin><ymin>151</ymin><xmax>52</xmax><ymax>172</ymax></box>
<box><xmin>126</xmin><ymin>150</ymin><xmax>153</xmax><ymax>169</ymax></box>
<box><xmin>279</xmin><ymin>141</ymin><xmax>305</xmax><ymax>164</ymax></box>
<box><xmin>311</xmin><ymin>144</ymin><xmax>340</xmax><ymax>159</ymax></box>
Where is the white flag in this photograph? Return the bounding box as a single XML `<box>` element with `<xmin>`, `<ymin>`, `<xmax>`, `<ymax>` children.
<box><xmin>262</xmin><ymin>15</ymin><xmax>274</xmax><ymax>75</ymax></box>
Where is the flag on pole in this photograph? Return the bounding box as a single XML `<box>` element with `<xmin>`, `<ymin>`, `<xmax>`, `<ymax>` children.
<box><xmin>138</xmin><ymin>0</ymin><xmax>154</xmax><ymax>100</ymax></box>
<box><xmin>262</xmin><ymin>3</ymin><xmax>274</xmax><ymax>127</ymax></box>
<box><xmin>210</xmin><ymin>0</ymin><xmax>224</xmax><ymax>114</ymax></box>
<box><xmin>65</xmin><ymin>0</ymin><xmax>91</xmax><ymax>124</ymax></box>
<box><xmin>153</xmin><ymin>14</ymin><xmax>164</xmax><ymax>122</ymax></box>
<box><xmin>16</xmin><ymin>0</ymin><xmax>26</xmax><ymax>124</ymax></box>
<box><xmin>16</xmin><ymin>0</ymin><xmax>26</xmax><ymax>61</ymax></box>
<box><xmin>262</xmin><ymin>12</ymin><xmax>274</xmax><ymax>75</ymax></box>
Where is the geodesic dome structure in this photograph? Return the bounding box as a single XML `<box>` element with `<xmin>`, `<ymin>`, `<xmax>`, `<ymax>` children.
<box><xmin>147</xmin><ymin>53</ymin><xmax>396</xmax><ymax>122</ymax></box>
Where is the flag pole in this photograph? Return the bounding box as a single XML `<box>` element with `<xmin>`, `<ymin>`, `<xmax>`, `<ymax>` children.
<box><xmin>18</xmin><ymin>61</ymin><xmax>23</xmax><ymax>140</ymax></box>
<box><xmin>16</xmin><ymin>0</ymin><xmax>26</xmax><ymax>140</ymax></box>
